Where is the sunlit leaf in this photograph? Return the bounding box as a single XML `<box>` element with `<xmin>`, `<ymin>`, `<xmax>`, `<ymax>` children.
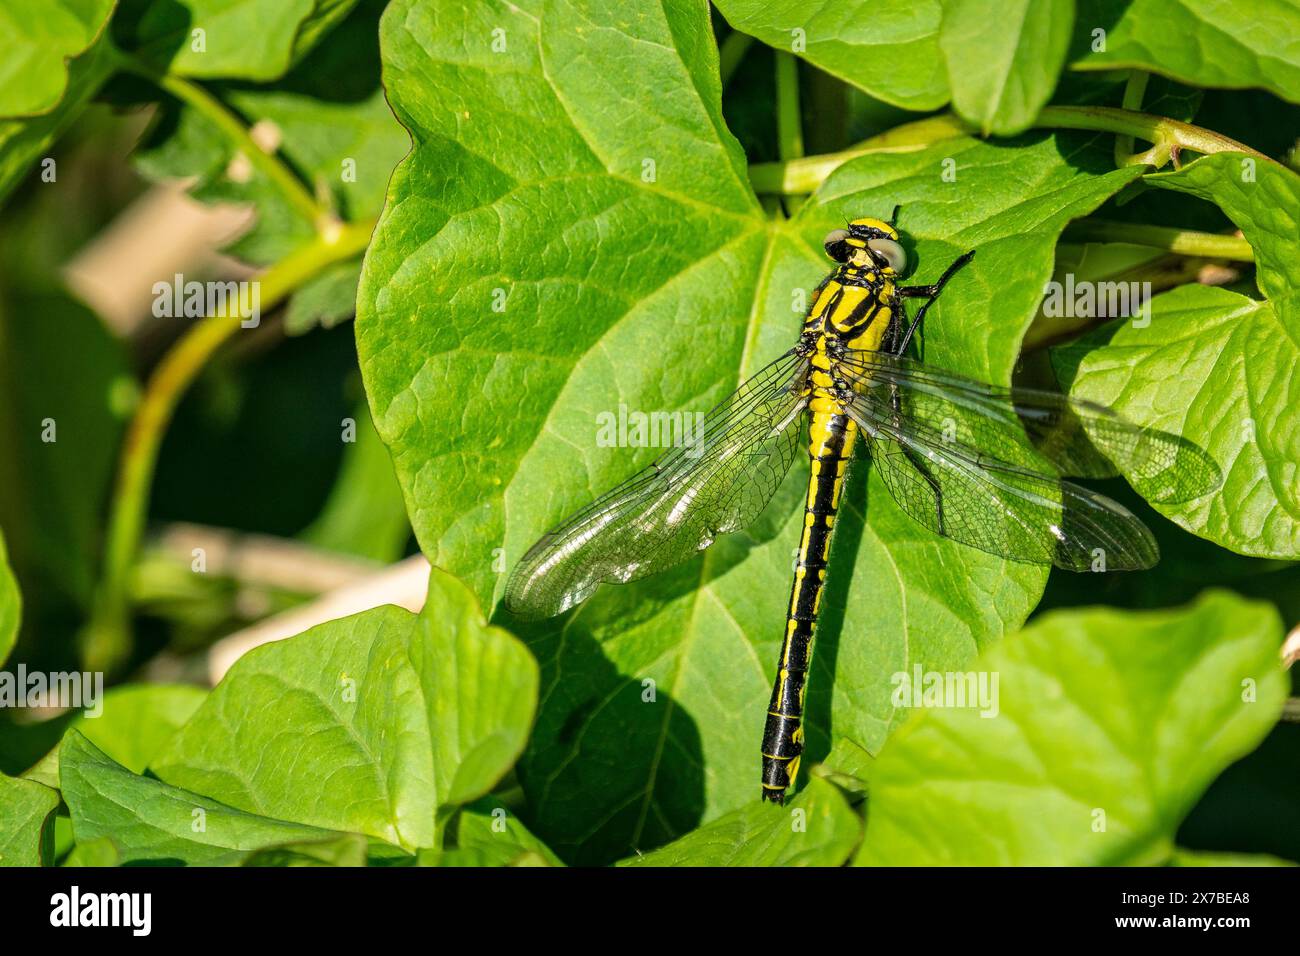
<box><xmin>855</xmin><ymin>591</ymin><xmax>1286</xmax><ymax>865</ymax></box>
<box><xmin>1070</xmin><ymin>0</ymin><xmax>1300</xmax><ymax>106</ymax></box>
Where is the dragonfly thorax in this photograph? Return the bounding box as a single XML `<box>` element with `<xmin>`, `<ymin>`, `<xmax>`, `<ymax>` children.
<box><xmin>802</xmin><ymin>265</ymin><xmax>897</xmax><ymax>353</ymax></box>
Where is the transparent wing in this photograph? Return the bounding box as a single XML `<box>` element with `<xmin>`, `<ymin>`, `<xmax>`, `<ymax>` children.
<box><xmin>835</xmin><ymin>349</ymin><xmax>1221</xmax><ymax>503</ymax></box>
<box><xmin>505</xmin><ymin>351</ymin><xmax>810</xmax><ymax>618</ymax></box>
<box><xmin>839</xmin><ymin>361</ymin><xmax>1160</xmax><ymax>571</ymax></box>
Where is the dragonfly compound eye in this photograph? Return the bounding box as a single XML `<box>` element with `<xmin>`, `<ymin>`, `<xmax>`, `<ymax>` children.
<box><xmin>866</xmin><ymin>237</ymin><xmax>907</xmax><ymax>273</ymax></box>
<box><xmin>823</xmin><ymin>229</ymin><xmax>851</xmax><ymax>263</ymax></box>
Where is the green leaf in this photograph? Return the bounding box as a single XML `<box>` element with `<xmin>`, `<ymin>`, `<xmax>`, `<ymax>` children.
<box><xmin>83</xmin><ymin>684</ymin><xmax>208</xmax><ymax>774</ymax></box>
<box><xmin>413</xmin><ymin>571</ymin><xmax>539</xmax><ymax>815</ymax></box>
<box><xmin>152</xmin><ymin>605</ymin><xmax>435</xmax><ymax>848</ymax></box>
<box><xmin>300</xmin><ymin>401</ymin><xmax>410</xmax><ymax>562</ymax></box>
<box><xmin>241</xmin><ymin>832</ymin><xmax>369</xmax><ymax>866</ymax></box>
<box><xmin>117</xmin><ymin>0</ymin><xmax>362</xmax><ymax>81</ymax></box>
<box><xmin>133</xmin><ymin>0</ymin><xmax>406</xmax><ymax>275</ymax></box>
<box><xmin>61</xmin><ymin>731</ymin><xmax>342</xmax><ymax>866</ymax></box>
<box><xmin>855</xmin><ymin>591</ymin><xmax>1287</xmax><ymax>866</ymax></box>
<box><xmin>24</xmin><ymin>683</ymin><xmax>208</xmax><ymax>788</ymax></box>
<box><xmin>1061</xmin><ymin>287</ymin><xmax>1300</xmax><ymax>556</ymax></box>
<box><xmin>359</xmin><ymin>0</ymin><xmax>1143</xmax><ymax>863</ymax></box>
<box><xmin>0</xmin><ymin>291</ymin><xmax>131</xmax><ymax>631</ymax></box>
<box><xmin>441</xmin><ymin>797</ymin><xmax>564</xmax><ymax>867</ymax></box>
<box><xmin>713</xmin><ymin>0</ymin><xmax>949</xmax><ymax>111</ymax></box>
<box><xmin>62</xmin><ymin>835</ymin><xmax>121</xmax><ymax>867</ymax></box>
<box><xmin>284</xmin><ymin>259</ymin><xmax>361</xmax><ymax>334</ymax></box>
<box><xmin>0</xmin><ymin>36</ymin><xmax>115</xmax><ymax>205</ymax></box>
<box><xmin>153</xmin><ymin>568</ymin><xmax>537</xmax><ymax>848</ymax></box>
<box><xmin>416</xmin><ymin>845</ymin><xmax>550</xmax><ymax>867</ymax></box>
<box><xmin>939</xmin><ymin>0</ymin><xmax>1075</xmax><ymax>135</ymax></box>
<box><xmin>1061</xmin><ymin>153</ymin><xmax>1300</xmax><ymax>558</ymax></box>
<box><xmin>814</xmin><ymin>736</ymin><xmax>875</xmax><ymax>795</ymax></box>
<box><xmin>1070</xmin><ymin>0</ymin><xmax>1300</xmax><ymax>106</ymax></box>
<box><xmin>0</xmin><ymin>528</ymin><xmax>18</xmax><ymax>667</ymax></box>
<box><xmin>0</xmin><ymin>0</ymin><xmax>115</xmax><ymax>117</ymax></box>
<box><xmin>0</xmin><ymin>773</ymin><xmax>59</xmax><ymax>866</ymax></box>
<box><xmin>1168</xmin><ymin>848</ymin><xmax>1297</xmax><ymax>867</ymax></box>
<box><xmin>792</xmin><ymin>134</ymin><xmax>1144</xmax><ymax>384</ymax></box>
<box><xmin>620</xmin><ymin>776</ymin><xmax>860</xmax><ymax>866</ymax></box>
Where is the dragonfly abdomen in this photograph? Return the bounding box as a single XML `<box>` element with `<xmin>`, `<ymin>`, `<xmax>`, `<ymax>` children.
<box><xmin>760</xmin><ymin>407</ymin><xmax>858</xmax><ymax>803</ymax></box>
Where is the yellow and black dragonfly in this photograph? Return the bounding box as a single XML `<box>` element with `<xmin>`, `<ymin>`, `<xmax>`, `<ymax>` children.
<box><xmin>505</xmin><ymin>212</ymin><xmax>1220</xmax><ymax>804</ymax></box>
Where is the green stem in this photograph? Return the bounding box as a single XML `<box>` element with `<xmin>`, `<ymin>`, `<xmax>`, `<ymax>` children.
<box><xmin>1036</xmin><ymin>104</ymin><xmax>1266</xmax><ymax>166</ymax></box>
<box><xmin>1062</xmin><ymin>219</ymin><xmax>1254</xmax><ymax>260</ymax></box>
<box><xmin>774</xmin><ymin>52</ymin><xmax>804</xmax><ymax>215</ymax></box>
<box><xmin>718</xmin><ymin>31</ymin><xmax>754</xmax><ymax>87</ymax></box>
<box><xmin>117</xmin><ymin>54</ymin><xmax>330</xmax><ymax>230</ymax></box>
<box><xmin>83</xmin><ymin>220</ymin><xmax>375</xmax><ymax>671</ymax></box>
<box><xmin>1113</xmin><ymin>71</ymin><xmax>1149</xmax><ymax>166</ymax></box>
<box><xmin>751</xmin><ymin>106</ymin><xmax>1269</xmax><ymax>195</ymax></box>
<box><xmin>774</xmin><ymin>52</ymin><xmax>804</xmax><ymax>161</ymax></box>
<box><xmin>750</xmin><ymin>114</ymin><xmax>969</xmax><ymax>193</ymax></box>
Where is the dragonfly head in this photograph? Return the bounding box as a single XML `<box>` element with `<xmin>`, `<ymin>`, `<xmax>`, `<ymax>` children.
<box><xmin>823</xmin><ymin>217</ymin><xmax>907</xmax><ymax>274</ymax></box>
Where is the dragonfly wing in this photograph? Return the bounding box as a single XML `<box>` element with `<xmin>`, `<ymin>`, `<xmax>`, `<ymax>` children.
<box><xmin>836</xmin><ymin>349</ymin><xmax>1220</xmax><ymax>503</ymax></box>
<box><xmin>843</xmin><ymin>387</ymin><xmax>1159</xmax><ymax>571</ymax></box>
<box><xmin>505</xmin><ymin>351</ymin><xmax>810</xmax><ymax>618</ymax></box>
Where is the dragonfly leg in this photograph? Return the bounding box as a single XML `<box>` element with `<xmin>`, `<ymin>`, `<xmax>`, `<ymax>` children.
<box><xmin>893</xmin><ymin>250</ymin><xmax>976</xmax><ymax>355</ymax></box>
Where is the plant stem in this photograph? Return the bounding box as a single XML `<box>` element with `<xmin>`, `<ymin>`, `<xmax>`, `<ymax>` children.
<box><xmin>774</xmin><ymin>52</ymin><xmax>804</xmax><ymax>161</ymax></box>
<box><xmin>718</xmin><ymin>31</ymin><xmax>754</xmax><ymax>87</ymax></box>
<box><xmin>750</xmin><ymin>106</ymin><xmax>1269</xmax><ymax>195</ymax></box>
<box><xmin>1062</xmin><ymin>220</ymin><xmax>1254</xmax><ymax>260</ymax></box>
<box><xmin>83</xmin><ymin>220</ymin><xmax>375</xmax><ymax>671</ymax></box>
<box><xmin>1113</xmin><ymin>71</ymin><xmax>1149</xmax><ymax>166</ymax></box>
<box><xmin>750</xmin><ymin>114</ymin><xmax>969</xmax><ymax>193</ymax></box>
<box><xmin>1037</xmin><ymin>104</ymin><xmax>1266</xmax><ymax>166</ymax></box>
<box><xmin>116</xmin><ymin>54</ymin><xmax>330</xmax><ymax>230</ymax></box>
<box><xmin>774</xmin><ymin>52</ymin><xmax>804</xmax><ymax>215</ymax></box>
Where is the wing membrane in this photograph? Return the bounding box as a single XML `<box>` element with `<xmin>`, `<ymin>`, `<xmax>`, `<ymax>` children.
<box><xmin>836</xmin><ymin>349</ymin><xmax>1221</xmax><ymax>503</ymax></box>
<box><xmin>840</xmin><ymin>363</ymin><xmax>1160</xmax><ymax>571</ymax></box>
<box><xmin>505</xmin><ymin>351</ymin><xmax>810</xmax><ymax>618</ymax></box>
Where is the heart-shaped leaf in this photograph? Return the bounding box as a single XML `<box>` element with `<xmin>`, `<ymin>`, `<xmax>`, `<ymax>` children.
<box><xmin>855</xmin><ymin>590</ymin><xmax>1286</xmax><ymax>865</ymax></box>
<box><xmin>153</xmin><ymin>605</ymin><xmax>433</xmax><ymax>847</ymax></box>
<box><xmin>359</xmin><ymin>0</ymin><xmax>1146</xmax><ymax>864</ymax></box>
<box><xmin>153</xmin><ymin>568</ymin><xmax>537</xmax><ymax>850</ymax></box>
<box><xmin>1070</xmin><ymin>0</ymin><xmax>1300</xmax><ymax>106</ymax></box>
<box><xmin>1061</xmin><ymin>153</ymin><xmax>1300</xmax><ymax>557</ymax></box>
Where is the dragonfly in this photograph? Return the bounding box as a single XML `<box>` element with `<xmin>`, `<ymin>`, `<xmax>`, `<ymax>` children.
<box><xmin>504</xmin><ymin>211</ymin><xmax>1221</xmax><ymax>805</ymax></box>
